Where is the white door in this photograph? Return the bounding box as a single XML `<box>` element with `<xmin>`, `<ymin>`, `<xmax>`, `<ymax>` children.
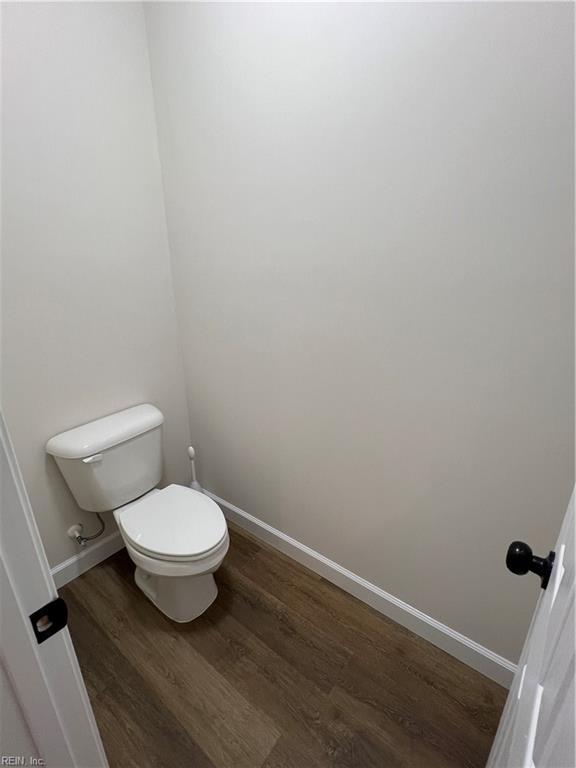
<box><xmin>487</xmin><ymin>491</ymin><xmax>575</xmax><ymax>768</ymax></box>
<box><xmin>0</xmin><ymin>413</ymin><xmax>108</xmax><ymax>767</ymax></box>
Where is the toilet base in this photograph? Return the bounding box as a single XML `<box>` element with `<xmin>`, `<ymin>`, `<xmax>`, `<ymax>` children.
<box><xmin>134</xmin><ymin>567</ymin><xmax>218</xmax><ymax>623</ymax></box>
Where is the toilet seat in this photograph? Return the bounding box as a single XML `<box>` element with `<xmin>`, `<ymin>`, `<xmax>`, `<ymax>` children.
<box><xmin>123</xmin><ymin>532</ymin><xmax>230</xmax><ymax>580</ymax></box>
<box><xmin>115</xmin><ymin>484</ymin><xmax>227</xmax><ymax>562</ymax></box>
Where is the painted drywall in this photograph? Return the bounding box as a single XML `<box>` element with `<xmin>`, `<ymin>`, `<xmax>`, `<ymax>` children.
<box><xmin>146</xmin><ymin>2</ymin><xmax>574</xmax><ymax>662</ymax></box>
<box><xmin>1</xmin><ymin>2</ymin><xmax>191</xmax><ymax>568</ymax></box>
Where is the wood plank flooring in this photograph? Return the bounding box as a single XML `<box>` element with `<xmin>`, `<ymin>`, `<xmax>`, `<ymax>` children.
<box><xmin>61</xmin><ymin>526</ymin><xmax>506</xmax><ymax>768</ymax></box>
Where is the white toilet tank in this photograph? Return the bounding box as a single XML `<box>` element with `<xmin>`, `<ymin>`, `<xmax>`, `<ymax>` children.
<box><xmin>46</xmin><ymin>404</ymin><xmax>164</xmax><ymax>512</ymax></box>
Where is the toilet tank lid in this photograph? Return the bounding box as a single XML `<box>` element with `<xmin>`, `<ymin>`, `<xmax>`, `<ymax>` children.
<box><xmin>45</xmin><ymin>404</ymin><xmax>164</xmax><ymax>459</ymax></box>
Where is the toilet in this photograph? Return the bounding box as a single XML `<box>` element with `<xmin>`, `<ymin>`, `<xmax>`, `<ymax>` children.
<box><xmin>46</xmin><ymin>404</ymin><xmax>229</xmax><ymax>622</ymax></box>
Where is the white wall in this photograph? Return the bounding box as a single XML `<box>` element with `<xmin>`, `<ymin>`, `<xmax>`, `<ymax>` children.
<box><xmin>146</xmin><ymin>2</ymin><xmax>574</xmax><ymax>662</ymax></box>
<box><xmin>1</xmin><ymin>2</ymin><xmax>191</xmax><ymax>568</ymax></box>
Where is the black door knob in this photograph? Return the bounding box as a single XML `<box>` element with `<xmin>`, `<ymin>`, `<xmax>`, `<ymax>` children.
<box><xmin>506</xmin><ymin>541</ymin><xmax>555</xmax><ymax>590</ymax></box>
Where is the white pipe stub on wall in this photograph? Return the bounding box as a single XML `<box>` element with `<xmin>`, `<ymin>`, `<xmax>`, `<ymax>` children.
<box><xmin>188</xmin><ymin>446</ymin><xmax>203</xmax><ymax>493</ymax></box>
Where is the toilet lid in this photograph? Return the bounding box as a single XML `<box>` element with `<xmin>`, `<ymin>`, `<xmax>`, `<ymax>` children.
<box><xmin>117</xmin><ymin>485</ymin><xmax>227</xmax><ymax>559</ymax></box>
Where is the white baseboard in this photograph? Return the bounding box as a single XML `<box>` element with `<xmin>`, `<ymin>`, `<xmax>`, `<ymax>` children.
<box><xmin>206</xmin><ymin>490</ymin><xmax>517</xmax><ymax>688</ymax></box>
<box><xmin>50</xmin><ymin>531</ymin><xmax>124</xmax><ymax>589</ymax></box>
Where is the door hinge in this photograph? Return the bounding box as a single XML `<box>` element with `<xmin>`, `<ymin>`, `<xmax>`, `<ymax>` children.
<box><xmin>29</xmin><ymin>597</ymin><xmax>68</xmax><ymax>644</ymax></box>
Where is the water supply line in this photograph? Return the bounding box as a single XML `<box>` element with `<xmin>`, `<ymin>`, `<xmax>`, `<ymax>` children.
<box><xmin>68</xmin><ymin>513</ymin><xmax>106</xmax><ymax>548</ymax></box>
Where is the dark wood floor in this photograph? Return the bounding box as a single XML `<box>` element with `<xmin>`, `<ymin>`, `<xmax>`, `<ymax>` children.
<box><xmin>62</xmin><ymin>526</ymin><xmax>506</xmax><ymax>768</ymax></box>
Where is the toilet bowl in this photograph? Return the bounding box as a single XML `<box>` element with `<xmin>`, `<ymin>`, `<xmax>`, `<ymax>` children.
<box><xmin>114</xmin><ymin>484</ymin><xmax>229</xmax><ymax>622</ymax></box>
<box><xmin>46</xmin><ymin>404</ymin><xmax>229</xmax><ymax>623</ymax></box>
